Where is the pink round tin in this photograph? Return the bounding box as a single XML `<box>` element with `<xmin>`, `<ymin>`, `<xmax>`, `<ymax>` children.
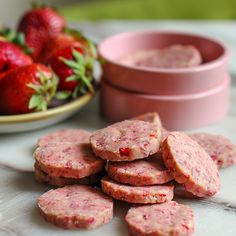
<box><xmin>101</xmin><ymin>75</ymin><xmax>230</xmax><ymax>130</ymax></box>
<box><xmin>99</xmin><ymin>31</ymin><xmax>229</xmax><ymax>95</ymax></box>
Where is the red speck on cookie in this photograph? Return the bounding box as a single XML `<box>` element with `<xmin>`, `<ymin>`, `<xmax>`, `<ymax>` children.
<box><xmin>149</xmin><ymin>133</ymin><xmax>157</xmax><ymax>138</ymax></box>
<box><xmin>119</xmin><ymin>148</ymin><xmax>130</xmax><ymax>156</ymax></box>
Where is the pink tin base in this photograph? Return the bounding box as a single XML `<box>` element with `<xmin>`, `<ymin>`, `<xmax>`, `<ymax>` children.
<box><xmin>101</xmin><ymin>75</ymin><xmax>230</xmax><ymax>130</ymax></box>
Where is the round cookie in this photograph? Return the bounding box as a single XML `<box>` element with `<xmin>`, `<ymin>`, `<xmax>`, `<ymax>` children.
<box><xmin>101</xmin><ymin>176</ymin><xmax>173</xmax><ymax>204</ymax></box>
<box><xmin>162</xmin><ymin>132</ymin><xmax>220</xmax><ymax>197</ymax></box>
<box><xmin>125</xmin><ymin>201</ymin><xmax>194</xmax><ymax>236</ymax></box>
<box><xmin>190</xmin><ymin>132</ymin><xmax>236</xmax><ymax>169</ymax></box>
<box><xmin>108</xmin><ymin>156</ymin><xmax>173</xmax><ymax>186</ymax></box>
<box><xmin>35</xmin><ymin>163</ymin><xmax>104</xmax><ymax>187</ymax></box>
<box><xmin>34</xmin><ymin>142</ymin><xmax>105</xmax><ymax>178</ymax></box>
<box><xmin>37</xmin><ymin>129</ymin><xmax>91</xmax><ymax>146</ymax></box>
<box><xmin>38</xmin><ymin>185</ymin><xmax>113</xmax><ymax>229</ymax></box>
<box><xmin>90</xmin><ymin>120</ymin><xmax>161</xmax><ymax>161</ymax></box>
<box><xmin>123</xmin><ymin>44</ymin><xmax>202</xmax><ymax>68</ymax></box>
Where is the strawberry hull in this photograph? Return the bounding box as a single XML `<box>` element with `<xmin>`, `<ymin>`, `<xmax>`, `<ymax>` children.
<box><xmin>50</xmin><ymin>44</ymin><xmax>83</xmax><ymax>92</ymax></box>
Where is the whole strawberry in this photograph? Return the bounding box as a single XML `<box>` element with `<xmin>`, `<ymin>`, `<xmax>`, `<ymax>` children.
<box><xmin>17</xmin><ymin>5</ymin><xmax>65</xmax><ymax>61</ymax></box>
<box><xmin>39</xmin><ymin>33</ymin><xmax>76</xmax><ymax>64</ymax></box>
<box><xmin>39</xmin><ymin>28</ymin><xmax>97</xmax><ymax>64</ymax></box>
<box><xmin>0</xmin><ymin>64</ymin><xmax>57</xmax><ymax>115</ymax></box>
<box><xmin>0</xmin><ymin>40</ymin><xmax>32</xmax><ymax>78</ymax></box>
<box><xmin>50</xmin><ymin>44</ymin><xmax>95</xmax><ymax>98</ymax></box>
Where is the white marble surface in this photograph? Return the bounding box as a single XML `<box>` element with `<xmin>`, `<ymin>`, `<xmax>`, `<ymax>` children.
<box><xmin>1</xmin><ymin>21</ymin><xmax>236</xmax><ymax>236</ymax></box>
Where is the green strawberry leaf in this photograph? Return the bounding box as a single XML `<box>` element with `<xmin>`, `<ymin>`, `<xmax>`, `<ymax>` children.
<box><xmin>17</xmin><ymin>33</ymin><xmax>25</xmax><ymax>46</ymax></box>
<box><xmin>66</xmin><ymin>75</ymin><xmax>78</xmax><ymax>82</ymax></box>
<box><xmin>86</xmin><ymin>56</ymin><xmax>94</xmax><ymax>68</ymax></box>
<box><xmin>39</xmin><ymin>100</ymin><xmax>47</xmax><ymax>111</ymax></box>
<box><xmin>78</xmin><ymin>85</ymin><xmax>87</xmax><ymax>94</ymax></box>
<box><xmin>72</xmin><ymin>48</ymin><xmax>84</xmax><ymax>64</ymax></box>
<box><xmin>55</xmin><ymin>91</ymin><xmax>72</xmax><ymax>100</ymax></box>
<box><xmin>0</xmin><ymin>28</ymin><xmax>14</xmax><ymax>41</ymax></box>
<box><xmin>29</xmin><ymin>94</ymin><xmax>44</xmax><ymax>110</ymax></box>
<box><xmin>80</xmin><ymin>75</ymin><xmax>94</xmax><ymax>93</ymax></box>
<box><xmin>88</xmin><ymin>40</ymin><xmax>97</xmax><ymax>58</ymax></box>
<box><xmin>38</xmin><ymin>67</ymin><xmax>46</xmax><ymax>84</ymax></box>
<box><xmin>60</xmin><ymin>46</ymin><xmax>96</xmax><ymax>98</ymax></box>
<box><xmin>73</xmin><ymin>67</ymin><xmax>85</xmax><ymax>77</ymax></box>
<box><xmin>27</xmin><ymin>83</ymin><xmax>42</xmax><ymax>93</ymax></box>
<box><xmin>28</xmin><ymin>68</ymin><xmax>58</xmax><ymax>112</ymax></box>
<box><xmin>60</xmin><ymin>57</ymin><xmax>80</xmax><ymax>70</ymax></box>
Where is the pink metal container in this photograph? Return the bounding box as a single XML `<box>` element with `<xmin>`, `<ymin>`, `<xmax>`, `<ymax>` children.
<box><xmin>99</xmin><ymin>31</ymin><xmax>229</xmax><ymax>95</ymax></box>
<box><xmin>101</xmin><ymin>76</ymin><xmax>230</xmax><ymax>130</ymax></box>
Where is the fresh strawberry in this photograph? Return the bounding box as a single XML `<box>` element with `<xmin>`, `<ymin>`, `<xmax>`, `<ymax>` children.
<box><xmin>17</xmin><ymin>5</ymin><xmax>65</xmax><ymax>61</ymax></box>
<box><xmin>0</xmin><ymin>40</ymin><xmax>32</xmax><ymax>79</ymax></box>
<box><xmin>39</xmin><ymin>33</ymin><xmax>76</xmax><ymax>64</ymax></box>
<box><xmin>0</xmin><ymin>64</ymin><xmax>57</xmax><ymax>115</ymax></box>
<box><xmin>39</xmin><ymin>28</ymin><xmax>97</xmax><ymax>64</ymax></box>
<box><xmin>50</xmin><ymin>44</ymin><xmax>95</xmax><ymax>98</ymax></box>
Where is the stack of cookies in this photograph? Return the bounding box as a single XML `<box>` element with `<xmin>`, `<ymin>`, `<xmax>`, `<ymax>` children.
<box><xmin>89</xmin><ymin>113</ymin><xmax>175</xmax><ymax>204</ymax></box>
<box><xmin>34</xmin><ymin>129</ymin><xmax>106</xmax><ymax>187</ymax></box>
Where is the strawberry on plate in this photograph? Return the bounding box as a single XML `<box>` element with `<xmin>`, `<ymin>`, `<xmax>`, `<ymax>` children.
<box><xmin>0</xmin><ymin>40</ymin><xmax>32</xmax><ymax>79</ymax></box>
<box><xmin>17</xmin><ymin>4</ymin><xmax>65</xmax><ymax>61</ymax></box>
<box><xmin>0</xmin><ymin>64</ymin><xmax>57</xmax><ymax>115</ymax></box>
<box><xmin>39</xmin><ymin>28</ymin><xmax>97</xmax><ymax>64</ymax></box>
<box><xmin>39</xmin><ymin>33</ymin><xmax>76</xmax><ymax>64</ymax></box>
<box><xmin>50</xmin><ymin>44</ymin><xmax>95</xmax><ymax>99</ymax></box>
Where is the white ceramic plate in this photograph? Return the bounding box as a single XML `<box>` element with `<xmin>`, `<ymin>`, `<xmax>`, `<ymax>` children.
<box><xmin>0</xmin><ymin>93</ymin><xmax>93</xmax><ymax>133</ymax></box>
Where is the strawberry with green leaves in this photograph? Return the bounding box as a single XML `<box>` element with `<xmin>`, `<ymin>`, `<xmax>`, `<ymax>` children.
<box><xmin>17</xmin><ymin>4</ymin><xmax>65</xmax><ymax>61</ymax></box>
<box><xmin>0</xmin><ymin>64</ymin><xmax>57</xmax><ymax>115</ymax></box>
<box><xmin>39</xmin><ymin>28</ymin><xmax>97</xmax><ymax>64</ymax></box>
<box><xmin>50</xmin><ymin>44</ymin><xmax>95</xmax><ymax>99</ymax></box>
<box><xmin>0</xmin><ymin>40</ymin><xmax>32</xmax><ymax>79</ymax></box>
<box><xmin>39</xmin><ymin>33</ymin><xmax>76</xmax><ymax>64</ymax></box>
